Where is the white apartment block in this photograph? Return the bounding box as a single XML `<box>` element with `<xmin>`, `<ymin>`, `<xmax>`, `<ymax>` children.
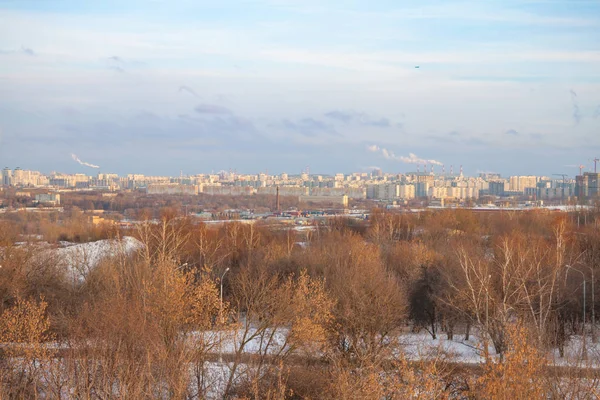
<box><xmin>509</xmin><ymin>176</ymin><xmax>538</xmax><ymax>192</ymax></box>
<box><xmin>200</xmin><ymin>185</ymin><xmax>254</xmax><ymax>196</ymax></box>
<box><xmin>399</xmin><ymin>184</ymin><xmax>416</xmax><ymax>200</ymax></box>
<box><xmin>429</xmin><ymin>186</ymin><xmax>479</xmax><ymax>200</ymax></box>
<box><xmin>366</xmin><ymin>183</ymin><xmax>399</xmax><ymax>200</ymax></box>
<box><xmin>147</xmin><ymin>184</ymin><xmax>198</xmax><ymax>195</ymax></box>
<box><xmin>257</xmin><ymin>186</ymin><xmax>308</xmax><ymax>196</ymax></box>
<box><xmin>10</xmin><ymin>168</ymin><xmax>48</xmax><ymax>186</ymax></box>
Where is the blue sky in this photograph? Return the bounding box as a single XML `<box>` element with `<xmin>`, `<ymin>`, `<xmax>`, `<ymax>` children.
<box><xmin>0</xmin><ymin>0</ymin><xmax>599</xmax><ymax>176</ymax></box>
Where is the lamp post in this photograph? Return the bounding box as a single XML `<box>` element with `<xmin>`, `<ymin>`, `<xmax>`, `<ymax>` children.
<box><xmin>219</xmin><ymin>267</ymin><xmax>230</xmax><ymax>363</ymax></box>
<box><xmin>566</xmin><ymin>264</ymin><xmax>587</xmax><ymax>360</ymax></box>
<box><xmin>592</xmin><ymin>266</ymin><xmax>596</xmax><ymax>343</ymax></box>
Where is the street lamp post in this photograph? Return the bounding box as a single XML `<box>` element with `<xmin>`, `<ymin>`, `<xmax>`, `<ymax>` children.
<box><xmin>219</xmin><ymin>267</ymin><xmax>230</xmax><ymax>363</ymax></box>
<box><xmin>592</xmin><ymin>267</ymin><xmax>596</xmax><ymax>343</ymax></box>
<box><xmin>566</xmin><ymin>264</ymin><xmax>587</xmax><ymax>360</ymax></box>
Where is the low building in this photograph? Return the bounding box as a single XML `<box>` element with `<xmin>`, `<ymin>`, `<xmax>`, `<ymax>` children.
<box><xmin>200</xmin><ymin>185</ymin><xmax>255</xmax><ymax>196</ymax></box>
<box><xmin>90</xmin><ymin>215</ymin><xmax>117</xmax><ymax>226</ymax></box>
<box><xmin>298</xmin><ymin>195</ymin><xmax>348</xmax><ymax>207</ymax></box>
<box><xmin>35</xmin><ymin>193</ymin><xmax>61</xmax><ymax>205</ymax></box>
<box><xmin>147</xmin><ymin>184</ymin><xmax>198</xmax><ymax>195</ymax></box>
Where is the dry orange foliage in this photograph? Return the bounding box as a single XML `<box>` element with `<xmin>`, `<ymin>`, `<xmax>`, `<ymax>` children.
<box><xmin>473</xmin><ymin>323</ymin><xmax>547</xmax><ymax>400</ymax></box>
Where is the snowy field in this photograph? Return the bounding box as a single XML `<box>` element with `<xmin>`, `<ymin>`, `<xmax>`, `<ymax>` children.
<box><xmin>47</xmin><ymin>236</ymin><xmax>143</xmax><ymax>283</ymax></box>
<box><xmin>9</xmin><ymin>236</ymin><xmax>144</xmax><ymax>283</ymax></box>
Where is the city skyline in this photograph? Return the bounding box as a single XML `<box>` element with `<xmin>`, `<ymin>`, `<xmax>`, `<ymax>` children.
<box><xmin>1</xmin><ymin>0</ymin><xmax>600</xmax><ymax>175</ymax></box>
<box><xmin>4</xmin><ymin>164</ymin><xmax>595</xmax><ymax>205</ymax></box>
<box><xmin>0</xmin><ymin>162</ymin><xmax>595</xmax><ymax>179</ymax></box>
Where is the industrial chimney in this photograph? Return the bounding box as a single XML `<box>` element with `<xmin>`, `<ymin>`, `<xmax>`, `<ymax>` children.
<box><xmin>276</xmin><ymin>186</ymin><xmax>280</xmax><ymax>212</ymax></box>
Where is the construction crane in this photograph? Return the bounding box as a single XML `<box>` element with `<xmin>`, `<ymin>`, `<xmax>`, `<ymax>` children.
<box><xmin>594</xmin><ymin>158</ymin><xmax>600</xmax><ymax>173</ymax></box>
<box><xmin>553</xmin><ymin>173</ymin><xmax>568</xmax><ymax>204</ymax></box>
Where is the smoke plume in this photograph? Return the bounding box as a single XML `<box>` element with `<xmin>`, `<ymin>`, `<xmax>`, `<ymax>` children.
<box><xmin>570</xmin><ymin>89</ymin><xmax>581</xmax><ymax>125</ymax></box>
<box><xmin>367</xmin><ymin>144</ymin><xmax>442</xmax><ymax>166</ymax></box>
<box><xmin>71</xmin><ymin>154</ymin><xmax>100</xmax><ymax>169</ymax></box>
<box><xmin>179</xmin><ymin>85</ymin><xmax>200</xmax><ymax>98</ymax></box>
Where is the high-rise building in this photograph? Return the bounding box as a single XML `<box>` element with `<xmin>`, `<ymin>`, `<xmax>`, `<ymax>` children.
<box><xmin>509</xmin><ymin>176</ymin><xmax>538</xmax><ymax>193</ymax></box>
<box><xmin>588</xmin><ymin>173</ymin><xmax>599</xmax><ymax>198</ymax></box>
<box><xmin>576</xmin><ymin>174</ymin><xmax>588</xmax><ymax>198</ymax></box>
<box><xmin>415</xmin><ymin>182</ymin><xmax>430</xmax><ymax>198</ymax></box>
<box><xmin>2</xmin><ymin>167</ymin><xmax>12</xmax><ymax>186</ymax></box>
<box><xmin>489</xmin><ymin>181</ymin><xmax>506</xmax><ymax>196</ymax></box>
<box><xmin>576</xmin><ymin>172</ymin><xmax>600</xmax><ymax>199</ymax></box>
<box><xmin>366</xmin><ymin>183</ymin><xmax>399</xmax><ymax>200</ymax></box>
<box><xmin>399</xmin><ymin>184</ymin><xmax>415</xmax><ymax>200</ymax></box>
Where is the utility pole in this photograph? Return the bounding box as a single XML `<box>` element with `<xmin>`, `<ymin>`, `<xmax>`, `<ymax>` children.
<box><xmin>566</xmin><ymin>264</ymin><xmax>587</xmax><ymax>360</ymax></box>
<box><xmin>593</xmin><ymin>266</ymin><xmax>596</xmax><ymax>343</ymax></box>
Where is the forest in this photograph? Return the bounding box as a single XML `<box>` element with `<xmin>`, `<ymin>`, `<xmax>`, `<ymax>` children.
<box><xmin>1</xmin><ymin>207</ymin><xmax>600</xmax><ymax>399</ymax></box>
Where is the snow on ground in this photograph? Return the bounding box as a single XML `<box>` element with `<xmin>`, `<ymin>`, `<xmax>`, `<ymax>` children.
<box><xmin>208</xmin><ymin>325</ymin><xmax>600</xmax><ymax>368</ymax></box>
<box><xmin>402</xmin><ymin>331</ymin><xmax>600</xmax><ymax>368</ymax></box>
<box><xmin>549</xmin><ymin>336</ymin><xmax>600</xmax><ymax>368</ymax></box>
<box><xmin>189</xmin><ymin>362</ymin><xmax>249</xmax><ymax>400</ymax></box>
<box><xmin>400</xmin><ymin>333</ymin><xmax>488</xmax><ymax>364</ymax></box>
<box><xmin>54</xmin><ymin>236</ymin><xmax>143</xmax><ymax>283</ymax></box>
<box><xmin>191</xmin><ymin>326</ymin><xmax>290</xmax><ymax>356</ymax></box>
<box><xmin>203</xmin><ymin>327</ymin><xmax>491</xmax><ymax>365</ymax></box>
<box><xmin>9</xmin><ymin>329</ymin><xmax>600</xmax><ymax>399</ymax></box>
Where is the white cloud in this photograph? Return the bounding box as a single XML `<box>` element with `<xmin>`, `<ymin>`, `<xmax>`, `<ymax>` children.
<box><xmin>348</xmin><ymin>2</ymin><xmax>597</xmax><ymax>27</ymax></box>
<box><xmin>1</xmin><ymin>2</ymin><xmax>599</xmax><ymax>174</ymax></box>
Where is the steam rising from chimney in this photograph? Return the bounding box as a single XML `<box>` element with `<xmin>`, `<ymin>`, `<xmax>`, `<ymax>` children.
<box><xmin>71</xmin><ymin>154</ymin><xmax>100</xmax><ymax>169</ymax></box>
<box><xmin>367</xmin><ymin>144</ymin><xmax>443</xmax><ymax>166</ymax></box>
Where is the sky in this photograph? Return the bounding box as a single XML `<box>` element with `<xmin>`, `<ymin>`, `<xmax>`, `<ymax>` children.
<box><xmin>0</xmin><ymin>0</ymin><xmax>599</xmax><ymax>176</ymax></box>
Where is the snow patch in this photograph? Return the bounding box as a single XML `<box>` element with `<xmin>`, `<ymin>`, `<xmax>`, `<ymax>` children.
<box><xmin>55</xmin><ymin>236</ymin><xmax>143</xmax><ymax>283</ymax></box>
